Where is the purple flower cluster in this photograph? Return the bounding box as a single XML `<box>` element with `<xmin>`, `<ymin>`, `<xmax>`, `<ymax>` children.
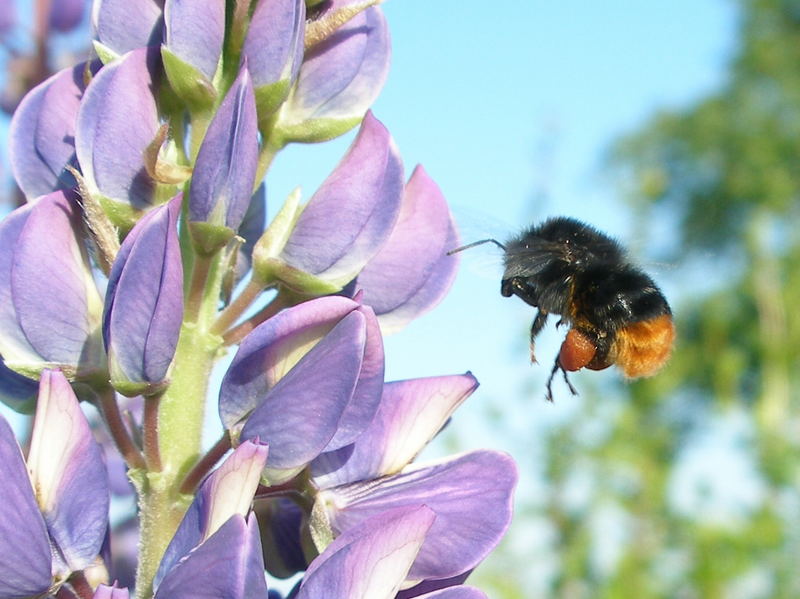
<box><xmin>0</xmin><ymin>1</ymin><xmax>518</xmax><ymax>598</ymax></box>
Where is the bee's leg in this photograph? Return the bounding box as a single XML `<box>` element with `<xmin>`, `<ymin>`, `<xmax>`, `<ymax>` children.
<box><xmin>545</xmin><ymin>357</ymin><xmax>579</xmax><ymax>402</ymax></box>
<box><xmin>529</xmin><ymin>310</ymin><xmax>549</xmax><ymax>363</ymax></box>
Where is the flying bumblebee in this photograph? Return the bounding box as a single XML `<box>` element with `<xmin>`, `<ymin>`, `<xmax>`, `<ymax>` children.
<box><xmin>449</xmin><ymin>216</ymin><xmax>675</xmax><ymax>401</ymax></box>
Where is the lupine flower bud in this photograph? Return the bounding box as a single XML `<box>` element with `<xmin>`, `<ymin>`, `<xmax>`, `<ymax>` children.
<box><xmin>162</xmin><ymin>0</ymin><xmax>224</xmax><ymax>110</ymax></box>
<box><xmin>9</xmin><ymin>60</ymin><xmax>100</xmax><ymax>198</ymax></box>
<box><xmin>188</xmin><ymin>66</ymin><xmax>259</xmax><ymax>253</ymax></box>
<box><xmin>274</xmin><ymin>4</ymin><xmax>390</xmax><ymax>143</ymax></box>
<box><xmin>103</xmin><ymin>195</ymin><xmax>184</xmax><ymax>396</ymax></box>
<box><xmin>93</xmin><ymin>584</ymin><xmax>131</xmax><ymax>599</ymax></box>
<box><xmin>92</xmin><ymin>0</ymin><xmax>164</xmax><ymax>59</ymax></box>
<box><xmin>155</xmin><ymin>441</ymin><xmax>269</xmax><ymax>587</ymax></box>
<box><xmin>0</xmin><ymin>191</ymin><xmax>105</xmax><ymax>381</ymax></box>
<box><xmin>253</xmin><ymin>112</ymin><xmax>403</xmax><ymax>294</ymax></box>
<box><xmin>75</xmin><ymin>47</ymin><xmax>162</xmax><ymax>229</ymax></box>
<box><xmin>242</xmin><ymin>0</ymin><xmax>305</xmax><ymax>119</ymax></box>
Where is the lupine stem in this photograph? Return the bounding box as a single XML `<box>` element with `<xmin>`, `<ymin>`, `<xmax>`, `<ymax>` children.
<box><xmin>186</xmin><ymin>251</ymin><xmax>214</xmax><ymax>323</ymax></box>
<box><xmin>98</xmin><ymin>386</ymin><xmax>146</xmax><ymax>470</ymax></box>
<box><xmin>143</xmin><ymin>391</ymin><xmax>163</xmax><ymax>472</ymax></box>
<box><xmin>222</xmin><ymin>292</ymin><xmax>291</xmax><ymax>345</ymax></box>
<box><xmin>211</xmin><ymin>278</ymin><xmax>265</xmax><ymax>335</ymax></box>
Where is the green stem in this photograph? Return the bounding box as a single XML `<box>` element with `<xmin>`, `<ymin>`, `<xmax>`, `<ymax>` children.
<box><xmin>222</xmin><ymin>292</ymin><xmax>290</xmax><ymax>345</ymax></box>
<box><xmin>211</xmin><ymin>278</ymin><xmax>265</xmax><ymax>335</ymax></box>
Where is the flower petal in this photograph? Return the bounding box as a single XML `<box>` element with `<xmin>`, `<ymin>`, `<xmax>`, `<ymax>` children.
<box><xmin>27</xmin><ymin>369</ymin><xmax>110</xmax><ymax>573</ymax></box>
<box><xmin>0</xmin><ymin>415</ymin><xmax>51</xmax><ymax>597</ymax></box>
<box><xmin>239</xmin><ymin>311</ymin><xmax>365</xmax><ymax>473</ymax></box>
<box><xmin>155</xmin><ymin>514</ymin><xmax>268</xmax><ymax>599</ymax></box>
<box><xmin>155</xmin><ymin>441</ymin><xmax>268</xmax><ymax>587</ymax></box>
<box><xmin>76</xmin><ymin>47</ymin><xmax>160</xmax><ymax>211</ymax></box>
<box><xmin>93</xmin><ymin>583</ymin><xmax>131</xmax><ymax>599</ymax></box>
<box><xmin>321</xmin><ymin>451</ymin><xmax>517</xmax><ymax>581</ymax></box>
<box><xmin>350</xmin><ymin>166</ymin><xmax>460</xmax><ymax>333</ymax></box>
<box><xmin>164</xmin><ymin>0</ymin><xmax>223</xmax><ymax>81</ymax></box>
<box><xmin>189</xmin><ymin>66</ymin><xmax>259</xmax><ymax>232</ymax></box>
<box><xmin>9</xmin><ymin>61</ymin><xmax>99</xmax><ymax>198</ymax></box>
<box><xmin>297</xmin><ymin>505</ymin><xmax>435</xmax><ymax>599</ymax></box>
<box><xmin>92</xmin><ymin>0</ymin><xmax>164</xmax><ymax>55</ymax></box>
<box><xmin>0</xmin><ymin>358</ymin><xmax>39</xmax><ymax>413</ymax></box>
<box><xmin>311</xmin><ymin>373</ymin><xmax>478</xmax><ymax>489</ymax></box>
<box><xmin>277</xmin><ymin>6</ymin><xmax>390</xmax><ymax>143</ymax></box>
<box><xmin>0</xmin><ymin>191</ymin><xmax>105</xmax><ymax>377</ymax></box>
<box><xmin>103</xmin><ymin>195</ymin><xmax>184</xmax><ymax>393</ymax></box>
<box><xmin>280</xmin><ymin>112</ymin><xmax>403</xmax><ymax>287</ymax></box>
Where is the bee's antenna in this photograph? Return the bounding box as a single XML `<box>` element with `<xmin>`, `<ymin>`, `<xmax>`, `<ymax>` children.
<box><xmin>446</xmin><ymin>238</ymin><xmax>507</xmax><ymax>256</ymax></box>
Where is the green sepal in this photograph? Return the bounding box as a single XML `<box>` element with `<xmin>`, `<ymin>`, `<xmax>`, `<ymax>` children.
<box><xmin>309</xmin><ymin>498</ymin><xmax>334</xmax><ymax>553</ymax></box>
<box><xmin>161</xmin><ymin>47</ymin><xmax>218</xmax><ymax>112</ymax></box>
<box><xmin>110</xmin><ymin>377</ymin><xmax>171</xmax><ymax>398</ymax></box>
<box><xmin>188</xmin><ymin>221</ymin><xmax>237</xmax><ymax>256</ymax></box>
<box><xmin>274</xmin><ymin>115</ymin><xmax>363</xmax><ymax>144</ymax></box>
<box><xmin>98</xmin><ymin>196</ymin><xmax>145</xmax><ymax>236</ymax></box>
<box><xmin>254</xmin><ymin>80</ymin><xmax>291</xmax><ymax>126</ymax></box>
<box><xmin>252</xmin><ymin>187</ymin><xmax>303</xmax><ymax>264</ymax></box>
<box><xmin>92</xmin><ymin>41</ymin><xmax>121</xmax><ymax>65</ymax></box>
<box><xmin>254</xmin><ymin>258</ymin><xmax>343</xmax><ymax>295</ymax></box>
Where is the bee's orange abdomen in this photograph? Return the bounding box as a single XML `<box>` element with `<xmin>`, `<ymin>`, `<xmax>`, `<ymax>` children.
<box><xmin>613</xmin><ymin>314</ymin><xmax>675</xmax><ymax>378</ymax></box>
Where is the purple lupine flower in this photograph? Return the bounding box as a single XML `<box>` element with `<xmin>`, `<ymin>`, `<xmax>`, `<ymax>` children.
<box><xmin>275</xmin><ymin>4</ymin><xmax>390</xmax><ymax>143</ymax></box>
<box><xmin>310</xmin><ymin>375</ymin><xmax>516</xmax><ymax>582</ymax></box>
<box><xmin>154</xmin><ymin>513</ymin><xmax>268</xmax><ymax>599</ymax></box>
<box><xmin>93</xmin><ymin>583</ymin><xmax>131</xmax><ymax>599</ymax></box>
<box><xmin>92</xmin><ymin>0</ymin><xmax>164</xmax><ymax>57</ymax></box>
<box><xmin>254</xmin><ymin>112</ymin><xmax>403</xmax><ymax>294</ymax></box>
<box><xmin>103</xmin><ymin>195</ymin><xmax>184</xmax><ymax>396</ymax></box>
<box><xmin>412</xmin><ymin>588</ymin><xmax>488</xmax><ymax>599</ymax></box>
<box><xmin>188</xmin><ymin>65</ymin><xmax>259</xmax><ymax>252</ymax></box>
<box><xmin>345</xmin><ymin>165</ymin><xmax>460</xmax><ymax>333</ymax></box>
<box><xmin>9</xmin><ymin>60</ymin><xmax>100</xmax><ymax>199</ymax></box>
<box><xmin>241</xmin><ymin>0</ymin><xmax>305</xmax><ymax>118</ymax></box>
<box><xmin>49</xmin><ymin>0</ymin><xmax>85</xmax><ymax>33</ymax></box>
<box><xmin>163</xmin><ymin>0</ymin><xmax>224</xmax><ymax>83</ymax></box>
<box><xmin>0</xmin><ymin>190</ymin><xmax>105</xmax><ymax>381</ymax></box>
<box><xmin>296</xmin><ymin>505</ymin><xmax>436</xmax><ymax>599</ymax></box>
<box><xmin>220</xmin><ymin>295</ymin><xmax>384</xmax><ymax>456</ymax></box>
<box><xmin>154</xmin><ymin>441</ymin><xmax>269</xmax><ymax>597</ymax></box>
<box><xmin>75</xmin><ymin>47</ymin><xmax>162</xmax><ymax>223</ymax></box>
<box><xmin>155</xmin><ymin>441</ymin><xmax>268</xmax><ymax>586</ymax></box>
<box><xmin>0</xmin><ymin>370</ymin><xmax>110</xmax><ymax>595</ymax></box>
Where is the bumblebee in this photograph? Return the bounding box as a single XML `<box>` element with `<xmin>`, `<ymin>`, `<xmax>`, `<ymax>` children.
<box><xmin>450</xmin><ymin>216</ymin><xmax>674</xmax><ymax>400</ymax></box>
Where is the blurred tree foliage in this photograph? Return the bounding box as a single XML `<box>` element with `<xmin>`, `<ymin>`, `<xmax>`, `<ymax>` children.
<box><xmin>535</xmin><ymin>0</ymin><xmax>800</xmax><ymax>597</ymax></box>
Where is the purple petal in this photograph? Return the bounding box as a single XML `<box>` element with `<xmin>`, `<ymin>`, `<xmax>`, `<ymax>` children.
<box><xmin>0</xmin><ymin>192</ymin><xmax>104</xmax><ymax>374</ymax></box>
<box><xmin>93</xmin><ymin>584</ymin><xmax>131</xmax><ymax>599</ymax></box>
<box><xmin>280</xmin><ymin>112</ymin><xmax>403</xmax><ymax>285</ymax></box>
<box><xmin>297</xmin><ymin>505</ymin><xmax>435</xmax><ymax>599</ymax></box>
<box><xmin>9</xmin><ymin>61</ymin><xmax>100</xmax><ymax>198</ymax></box>
<box><xmin>396</xmin><ymin>572</ymin><xmax>473</xmax><ymax>599</ymax></box>
<box><xmin>155</xmin><ymin>514</ymin><xmax>268</xmax><ymax>599</ymax></box>
<box><xmin>104</xmin><ymin>196</ymin><xmax>184</xmax><ymax>389</ymax></box>
<box><xmin>0</xmin><ymin>415</ymin><xmax>51</xmax><ymax>597</ymax></box>
<box><xmin>312</xmin><ymin>374</ymin><xmax>478</xmax><ymax>489</ymax></box>
<box><xmin>0</xmin><ymin>357</ymin><xmax>39</xmax><ymax>413</ymax></box>
<box><xmin>189</xmin><ymin>67</ymin><xmax>259</xmax><ymax>231</ymax></box>
<box><xmin>322</xmin><ymin>451</ymin><xmax>517</xmax><ymax>581</ymax></box>
<box><xmin>280</xmin><ymin>6</ymin><xmax>390</xmax><ymax>141</ymax></box>
<box><xmin>240</xmin><ymin>311</ymin><xmax>366</xmax><ymax>471</ymax></box>
<box><xmin>0</xmin><ymin>0</ymin><xmax>15</xmax><ymax>34</ymax></box>
<box><xmin>257</xmin><ymin>498</ymin><xmax>307</xmax><ymax>578</ymax></box>
<box><xmin>50</xmin><ymin>0</ymin><xmax>85</xmax><ymax>32</ymax></box>
<box><xmin>76</xmin><ymin>47</ymin><xmax>160</xmax><ymax>210</ymax></box>
<box><xmin>156</xmin><ymin>441</ymin><xmax>268</xmax><ymax>587</ymax></box>
<box><xmin>352</xmin><ymin>166</ymin><xmax>460</xmax><ymax>333</ymax></box>
<box><xmin>93</xmin><ymin>0</ymin><xmax>163</xmax><ymax>55</ymax></box>
<box><xmin>164</xmin><ymin>0</ymin><xmax>224</xmax><ymax>81</ymax></box>
<box><xmin>28</xmin><ymin>370</ymin><xmax>110</xmax><ymax>573</ymax></box>
<box><xmin>220</xmin><ymin>296</ymin><xmax>365</xmax><ymax>430</ymax></box>
<box><xmin>233</xmin><ymin>184</ymin><xmax>267</xmax><ymax>287</ymax></box>
<box><xmin>242</xmin><ymin>0</ymin><xmax>304</xmax><ymax>104</ymax></box>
